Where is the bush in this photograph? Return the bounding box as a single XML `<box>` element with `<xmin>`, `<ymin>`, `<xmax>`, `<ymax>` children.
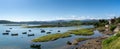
<box><xmin>110</xmin><ymin>25</ymin><xmax>117</xmax><ymax>31</ymax></box>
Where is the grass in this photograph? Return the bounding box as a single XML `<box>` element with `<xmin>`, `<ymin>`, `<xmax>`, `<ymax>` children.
<box><xmin>66</xmin><ymin>28</ymin><xmax>94</xmax><ymax>35</ymax></box>
<box><xmin>23</xmin><ymin>24</ymin><xmax>75</xmax><ymax>28</ymax></box>
<box><xmin>32</xmin><ymin>28</ymin><xmax>94</xmax><ymax>42</ymax></box>
<box><xmin>110</xmin><ymin>24</ymin><xmax>117</xmax><ymax>31</ymax></box>
<box><xmin>96</xmin><ymin>24</ymin><xmax>117</xmax><ymax>32</ymax></box>
<box><xmin>23</xmin><ymin>24</ymin><xmax>81</xmax><ymax>28</ymax></box>
<box><xmin>23</xmin><ymin>25</ymin><xmax>57</xmax><ymax>28</ymax></box>
<box><xmin>102</xmin><ymin>32</ymin><xmax>120</xmax><ymax>49</ymax></box>
<box><xmin>75</xmin><ymin>38</ymin><xmax>88</xmax><ymax>42</ymax></box>
<box><xmin>32</xmin><ymin>33</ymin><xmax>71</xmax><ymax>42</ymax></box>
<box><xmin>5</xmin><ymin>24</ymin><xmax>24</xmax><ymax>26</ymax></box>
<box><xmin>96</xmin><ymin>26</ymin><xmax>105</xmax><ymax>32</ymax></box>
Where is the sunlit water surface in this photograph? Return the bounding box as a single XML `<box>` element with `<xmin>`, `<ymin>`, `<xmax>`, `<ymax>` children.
<box><xmin>0</xmin><ymin>24</ymin><xmax>103</xmax><ymax>49</ymax></box>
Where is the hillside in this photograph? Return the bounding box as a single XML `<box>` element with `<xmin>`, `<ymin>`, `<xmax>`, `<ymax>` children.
<box><xmin>102</xmin><ymin>32</ymin><xmax>120</xmax><ymax>49</ymax></box>
<box><xmin>0</xmin><ymin>19</ymin><xmax>99</xmax><ymax>24</ymax></box>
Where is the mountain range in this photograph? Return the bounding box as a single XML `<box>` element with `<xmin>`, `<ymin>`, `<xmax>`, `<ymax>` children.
<box><xmin>0</xmin><ymin>19</ymin><xmax>99</xmax><ymax>24</ymax></box>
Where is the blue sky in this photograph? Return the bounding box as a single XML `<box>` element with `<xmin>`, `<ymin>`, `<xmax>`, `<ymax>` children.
<box><xmin>0</xmin><ymin>0</ymin><xmax>120</xmax><ymax>21</ymax></box>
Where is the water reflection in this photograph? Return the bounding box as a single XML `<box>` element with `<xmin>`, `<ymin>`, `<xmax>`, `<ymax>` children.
<box><xmin>0</xmin><ymin>24</ymin><xmax>95</xmax><ymax>49</ymax></box>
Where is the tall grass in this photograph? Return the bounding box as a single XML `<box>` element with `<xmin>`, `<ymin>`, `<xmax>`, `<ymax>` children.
<box><xmin>75</xmin><ymin>38</ymin><xmax>88</xmax><ymax>42</ymax></box>
<box><xmin>32</xmin><ymin>28</ymin><xmax>94</xmax><ymax>42</ymax></box>
<box><xmin>102</xmin><ymin>32</ymin><xmax>120</xmax><ymax>49</ymax></box>
<box><xmin>32</xmin><ymin>33</ymin><xmax>71</xmax><ymax>42</ymax></box>
<box><xmin>67</xmin><ymin>28</ymin><xmax>94</xmax><ymax>35</ymax></box>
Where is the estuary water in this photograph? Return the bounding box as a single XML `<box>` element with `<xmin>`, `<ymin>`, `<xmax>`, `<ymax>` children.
<box><xmin>0</xmin><ymin>24</ymin><xmax>103</xmax><ymax>49</ymax></box>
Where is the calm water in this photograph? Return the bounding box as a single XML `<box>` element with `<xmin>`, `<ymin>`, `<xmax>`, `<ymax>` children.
<box><xmin>0</xmin><ymin>24</ymin><xmax>103</xmax><ymax>49</ymax></box>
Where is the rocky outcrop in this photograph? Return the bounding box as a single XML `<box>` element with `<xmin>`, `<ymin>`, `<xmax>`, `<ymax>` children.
<box><xmin>103</xmin><ymin>30</ymin><xmax>113</xmax><ymax>35</ymax></box>
<box><xmin>103</xmin><ymin>25</ymin><xmax>113</xmax><ymax>35</ymax></box>
<box><xmin>114</xmin><ymin>23</ymin><xmax>120</xmax><ymax>33</ymax></box>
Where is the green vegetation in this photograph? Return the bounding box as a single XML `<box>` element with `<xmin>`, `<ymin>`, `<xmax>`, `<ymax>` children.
<box><xmin>75</xmin><ymin>38</ymin><xmax>88</xmax><ymax>42</ymax></box>
<box><xmin>5</xmin><ymin>24</ymin><xmax>24</xmax><ymax>26</ymax></box>
<box><xmin>96</xmin><ymin>24</ymin><xmax>117</xmax><ymax>32</ymax></box>
<box><xmin>32</xmin><ymin>33</ymin><xmax>71</xmax><ymax>42</ymax></box>
<box><xmin>110</xmin><ymin>24</ymin><xmax>117</xmax><ymax>31</ymax></box>
<box><xmin>96</xmin><ymin>27</ymin><xmax>105</xmax><ymax>32</ymax></box>
<box><xmin>93</xmin><ymin>19</ymin><xmax>109</xmax><ymax>27</ymax></box>
<box><xmin>24</xmin><ymin>24</ymin><xmax>58</xmax><ymax>28</ymax></box>
<box><xmin>32</xmin><ymin>28</ymin><xmax>94</xmax><ymax>42</ymax></box>
<box><xmin>102</xmin><ymin>32</ymin><xmax>120</xmax><ymax>49</ymax></box>
<box><xmin>23</xmin><ymin>20</ymin><xmax>82</xmax><ymax>28</ymax></box>
<box><xmin>67</xmin><ymin>28</ymin><xmax>94</xmax><ymax>35</ymax></box>
<box><xmin>24</xmin><ymin>24</ymin><xmax>80</xmax><ymax>28</ymax></box>
<box><xmin>115</xmin><ymin>17</ymin><xmax>120</xmax><ymax>24</ymax></box>
<box><xmin>61</xmin><ymin>20</ymin><xmax>82</xmax><ymax>26</ymax></box>
<box><xmin>31</xmin><ymin>17</ymin><xmax>120</xmax><ymax>48</ymax></box>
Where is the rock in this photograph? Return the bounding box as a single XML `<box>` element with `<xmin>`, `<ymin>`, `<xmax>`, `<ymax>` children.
<box><xmin>114</xmin><ymin>23</ymin><xmax>120</xmax><ymax>33</ymax></box>
<box><xmin>30</xmin><ymin>44</ymin><xmax>41</xmax><ymax>49</ymax></box>
<box><xmin>75</xmin><ymin>37</ymin><xmax>106</xmax><ymax>49</ymax></box>
<box><xmin>66</xmin><ymin>41</ymin><xmax>72</xmax><ymax>45</ymax></box>
<box><xmin>72</xmin><ymin>40</ymin><xmax>78</xmax><ymax>45</ymax></box>
<box><xmin>103</xmin><ymin>30</ymin><xmax>113</xmax><ymax>35</ymax></box>
<box><xmin>114</xmin><ymin>26</ymin><xmax>120</xmax><ymax>33</ymax></box>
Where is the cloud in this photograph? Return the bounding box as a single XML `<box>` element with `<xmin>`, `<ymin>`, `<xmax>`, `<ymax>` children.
<box><xmin>55</xmin><ymin>15</ymin><xmax>102</xmax><ymax>20</ymax></box>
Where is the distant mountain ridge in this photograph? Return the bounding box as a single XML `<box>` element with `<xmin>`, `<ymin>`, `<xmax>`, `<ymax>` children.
<box><xmin>0</xmin><ymin>20</ymin><xmax>15</xmax><ymax>24</ymax></box>
<box><xmin>0</xmin><ymin>19</ymin><xmax>99</xmax><ymax>24</ymax></box>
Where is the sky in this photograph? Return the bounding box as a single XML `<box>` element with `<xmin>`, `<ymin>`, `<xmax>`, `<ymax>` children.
<box><xmin>0</xmin><ymin>0</ymin><xmax>120</xmax><ymax>21</ymax></box>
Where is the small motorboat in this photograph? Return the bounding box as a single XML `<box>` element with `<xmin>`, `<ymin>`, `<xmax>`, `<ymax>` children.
<box><xmin>28</xmin><ymin>30</ymin><xmax>32</xmax><ymax>32</ymax></box>
<box><xmin>46</xmin><ymin>32</ymin><xmax>51</xmax><ymax>34</ymax></box>
<box><xmin>9</xmin><ymin>28</ymin><xmax>12</xmax><ymax>29</ymax></box>
<box><xmin>58</xmin><ymin>30</ymin><xmax>60</xmax><ymax>32</ymax></box>
<box><xmin>11</xmin><ymin>33</ymin><xmax>18</xmax><ymax>36</ymax></box>
<box><xmin>22</xmin><ymin>32</ymin><xmax>27</xmax><ymax>34</ymax></box>
<box><xmin>2</xmin><ymin>33</ymin><xmax>9</xmax><ymax>35</ymax></box>
<box><xmin>28</xmin><ymin>34</ymin><xmax>34</xmax><ymax>36</ymax></box>
<box><xmin>6</xmin><ymin>30</ymin><xmax>10</xmax><ymax>32</ymax></box>
<box><xmin>41</xmin><ymin>30</ymin><xmax>45</xmax><ymax>33</ymax></box>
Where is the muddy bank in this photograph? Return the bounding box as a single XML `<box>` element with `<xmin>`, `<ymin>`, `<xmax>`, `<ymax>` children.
<box><xmin>75</xmin><ymin>36</ymin><xmax>107</xmax><ymax>49</ymax></box>
<box><xmin>56</xmin><ymin>36</ymin><xmax>108</xmax><ymax>49</ymax></box>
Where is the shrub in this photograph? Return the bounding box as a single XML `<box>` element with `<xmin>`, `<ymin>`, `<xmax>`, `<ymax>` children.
<box><xmin>110</xmin><ymin>25</ymin><xmax>117</xmax><ymax>31</ymax></box>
